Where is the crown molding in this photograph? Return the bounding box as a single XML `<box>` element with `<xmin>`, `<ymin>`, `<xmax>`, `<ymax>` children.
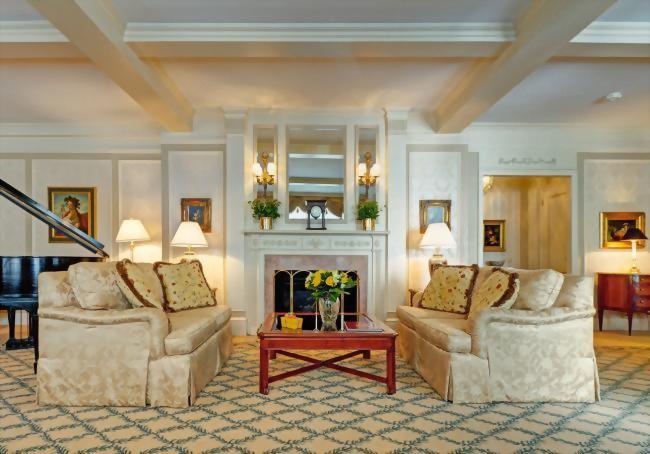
<box><xmin>125</xmin><ymin>22</ymin><xmax>515</xmax><ymax>43</ymax></box>
<box><xmin>572</xmin><ymin>22</ymin><xmax>650</xmax><ymax>44</ymax></box>
<box><xmin>0</xmin><ymin>21</ymin><xmax>67</xmax><ymax>42</ymax></box>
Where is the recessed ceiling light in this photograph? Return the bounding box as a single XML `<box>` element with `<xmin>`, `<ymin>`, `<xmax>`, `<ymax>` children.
<box><xmin>605</xmin><ymin>91</ymin><xmax>623</xmax><ymax>102</ymax></box>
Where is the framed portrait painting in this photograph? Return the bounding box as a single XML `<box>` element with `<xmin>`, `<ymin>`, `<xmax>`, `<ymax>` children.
<box><xmin>600</xmin><ymin>212</ymin><xmax>645</xmax><ymax>249</ymax></box>
<box><xmin>419</xmin><ymin>200</ymin><xmax>451</xmax><ymax>234</ymax></box>
<box><xmin>181</xmin><ymin>198</ymin><xmax>212</xmax><ymax>232</ymax></box>
<box><xmin>48</xmin><ymin>187</ymin><xmax>96</xmax><ymax>242</ymax></box>
<box><xmin>483</xmin><ymin>219</ymin><xmax>506</xmax><ymax>252</ymax></box>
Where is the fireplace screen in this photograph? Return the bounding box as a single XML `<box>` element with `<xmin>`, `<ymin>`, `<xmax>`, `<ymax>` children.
<box><xmin>274</xmin><ymin>270</ymin><xmax>359</xmax><ymax>313</ymax></box>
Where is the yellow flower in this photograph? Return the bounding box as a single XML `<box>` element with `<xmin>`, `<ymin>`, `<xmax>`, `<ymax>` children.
<box><xmin>312</xmin><ymin>272</ymin><xmax>322</xmax><ymax>287</ymax></box>
<box><xmin>341</xmin><ymin>275</ymin><xmax>349</xmax><ymax>284</ymax></box>
<box><xmin>326</xmin><ymin>276</ymin><xmax>334</xmax><ymax>287</ymax></box>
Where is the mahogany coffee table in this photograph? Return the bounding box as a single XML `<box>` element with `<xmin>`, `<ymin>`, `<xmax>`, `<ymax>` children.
<box><xmin>257</xmin><ymin>312</ymin><xmax>397</xmax><ymax>395</ymax></box>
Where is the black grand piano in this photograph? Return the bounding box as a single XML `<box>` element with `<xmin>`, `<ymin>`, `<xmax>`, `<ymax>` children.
<box><xmin>0</xmin><ymin>179</ymin><xmax>108</xmax><ymax>371</ymax></box>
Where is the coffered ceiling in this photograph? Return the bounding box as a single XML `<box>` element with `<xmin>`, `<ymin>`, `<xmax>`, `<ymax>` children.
<box><xmin>0</xmin><ymin>0</ymin><xmax>648</xmax><ymax>131</ymax></box>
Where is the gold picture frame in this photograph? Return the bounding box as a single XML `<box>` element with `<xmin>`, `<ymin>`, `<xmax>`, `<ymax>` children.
<box><xmin>181</xmin><ymin>198</ymin><xmax>212</xmax><ymax>233</ymax></box>
<box><xmin>483</xmin><ymin>219</ymin><xmax>506</xmax><ymax>252</ymax></box>
<box><xmin>48</xmin><ymin>187</ymin><xmax>97</xmax><ymax>243</ymax></box>
<box><xmin>419</xmin><ymin>199</ymin><xmax>451</xmax><ymax>234</ymax></box>
<box><xmin>600</xmin><ymin>212</ymin><xmax>645</xmax><ymax>249</ymax></box>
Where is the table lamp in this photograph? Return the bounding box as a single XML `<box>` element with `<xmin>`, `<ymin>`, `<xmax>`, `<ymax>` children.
<box><xmin>171</xmin><ymin>221</ymin><xmax>208</xmax><ymax>255</ymax></box>
<box><xmin>622</xmin><ymin>227</ymin><xmax>647</xmax><ymax>274</ymax></box>
<box><xmin>420</xmin><ymin>222</ymin><xmax>456</xmax><ymax>268</ymax></box>
<box><xmin>116</xmin><ymin>219</ymin><xmax>150</xmax><ymax>261</ymax></box>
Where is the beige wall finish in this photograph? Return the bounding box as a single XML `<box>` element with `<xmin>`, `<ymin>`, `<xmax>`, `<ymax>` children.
<box><xmin>0</xmin><ymin>159</ymin><xmax>28</xmax><ymax>255</ymax></box>
<box><xmin>168</xmin><ymin>151</ymin><xmax>225</xmax><ymax>297</ymax></box>
<box><xmin>118</xmin><ymin>160</ymin><xmax>162</xmax><ymax>263</ymax></box>
<box><xmin>31</xmin><ymin>159</ymin><xmax>114</xmax><ymax>257</ymax></box>
<box><xmin>483</xmin><ymin>176</ymin><xmax>571</xmax><ymax>273</ymax></box>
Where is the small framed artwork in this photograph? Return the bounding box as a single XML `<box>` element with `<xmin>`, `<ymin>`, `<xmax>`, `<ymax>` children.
<box><xmin>483</xmin><ymin>220</ymin><xmax>506</xmax><ymax>252</ymax></box>
<box><xmin>600</xmin><ymin>212</ymin><xmax>645</xmax><ymax>249</ymax></box>
<box><xmin>419</xmin><ymin>199</ymin><xmax>451</xmax><ymax>234</ymax></box>
<box><xmin>48</xmin><ymin>187</ymin><xmax>96</xmax><ymax>242</ymax></box>
<box><xmin>181</xmin><ymin>198</ymin><xmax>212</xmax><ymax>232</ymax></box>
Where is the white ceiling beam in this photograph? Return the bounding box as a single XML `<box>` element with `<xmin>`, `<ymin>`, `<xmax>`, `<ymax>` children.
<box><xmin>433</xmin><ymin>0</ymin><xmax>618</xmax><ymax>134</ymax></box>
<box><xmin>25</xmin><ymin>1</ymin><xmax>194</xmax><ymax>132</ymax></box>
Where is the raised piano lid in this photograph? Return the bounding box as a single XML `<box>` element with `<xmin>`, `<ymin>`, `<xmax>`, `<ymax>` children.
<box><xmin>0</xmin><ymin>178</ymin><xmax>109</xmax><ymax>258</ymax></box>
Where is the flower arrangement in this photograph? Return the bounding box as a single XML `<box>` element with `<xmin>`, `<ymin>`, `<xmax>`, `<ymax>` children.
<box><xmin>305</xmin><ymin>270</ymin><xmax>357</xmax><ymax>303</ymax></box>
<box><xmin>248</xmin><ymin>198</ymin><xmax>281</xmax><ymax>220</ymax></box>
<box><xmin>357</xmin><ymin>200</ymin><xmax>381</xmax><ymax>220</ymax></box>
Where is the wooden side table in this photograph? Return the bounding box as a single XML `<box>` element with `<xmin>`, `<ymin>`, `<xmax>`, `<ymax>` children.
<box><xmin>596</xmin><ymin>273</ymin><xmax>650</xmax><ymax>335</ymax></box>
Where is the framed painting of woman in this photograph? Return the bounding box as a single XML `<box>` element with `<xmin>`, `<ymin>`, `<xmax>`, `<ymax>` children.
<box><xmin>48</xmin><ymin>187</ymin><xmax>97</xmax><ymax>242</ymax></box>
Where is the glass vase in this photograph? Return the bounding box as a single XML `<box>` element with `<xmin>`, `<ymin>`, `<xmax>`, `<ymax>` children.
<box><xmin>318</xmin><ymin>298</ymin><xmax>340</xmax><ymax>331</ymax></box>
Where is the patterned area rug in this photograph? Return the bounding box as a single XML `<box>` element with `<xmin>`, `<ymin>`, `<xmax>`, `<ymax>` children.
<box><xmin>1</xmin><ymin>341</ymin><xmax>649</xmax><ymax>453</ymax></box>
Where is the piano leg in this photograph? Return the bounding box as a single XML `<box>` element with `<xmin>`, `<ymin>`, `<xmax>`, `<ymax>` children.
<box><xmin>33</xmin><ymin>313</ymin><xmax>39</xmax><ymax>374</ymax></box>
<box><xmin>6</xmin><ymin>308</ymin><xmax>17</xmax><ymax>349</ymax></box>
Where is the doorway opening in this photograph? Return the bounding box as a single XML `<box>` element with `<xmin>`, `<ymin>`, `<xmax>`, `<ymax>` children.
<box><xmin>482</xmin><ymin>175</ymin><xmax>571</xmax><ymax>273</ymax></box>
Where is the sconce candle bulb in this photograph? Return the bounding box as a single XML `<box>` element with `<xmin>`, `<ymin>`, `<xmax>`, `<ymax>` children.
<box><xmin>357</xmin><ymin>151</ymin><xmax>379</xmax><ymax>198</ymax></box>
<box><xmin>252</xmin><ymin>151</ymin><xmax>275</xmax><ymax>196</ymax></box>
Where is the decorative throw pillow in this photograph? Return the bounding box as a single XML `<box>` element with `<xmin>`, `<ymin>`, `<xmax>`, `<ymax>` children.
<box><xmin>420</xmin><ymin>264</ymin><xmax>479</xmax><ymax>314</ymax></box>
<box><xmin>154</xmin><ymin>260</ymin><xmax>216</xmax><ymax>312</ymax></box>
<box><xmin>68</xmin><ymin>262</ymin><xmax>130</xmax><ymax>310</ymax></box>
<box><xmin>504</xmin><ymin>268</ymin><xmax>564</xmax><ymax>311</ymax></box>
<box><xmin>469</xmin><ymin>268</ymin><xmax>520</xmax><ymax>318</ymax></box>
<box><xmin>115</xmin><ymin>259</ymin><xmax>164</xmax><ymax>310</ymax></box>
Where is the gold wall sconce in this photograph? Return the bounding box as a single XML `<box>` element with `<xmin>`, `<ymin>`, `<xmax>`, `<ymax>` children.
<box><xmin>357</xmin><ymin>151</ymin><xmax>380</xmax><ymax>198</ymax></box>
<box><xmin>252</xmin><ymin>151</ymin><xmax>276</xmax><ymax>197</ymax></box>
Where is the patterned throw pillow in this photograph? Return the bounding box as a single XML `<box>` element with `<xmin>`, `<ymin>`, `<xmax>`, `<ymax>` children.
<box><xmin>420</xmin><ymin>265</ymin><xmax>480</xmax><ymax>314</ymax></box>
<box><xmin>115</xmin><ymin>259</ymin><xmax>164</xmax><ymax>310</ymax></box>
<box><xmin>469</xmin><ymin>268</ymin><xmax>520</xmax><ymax>318</ymax></box>
<box><xmin>68</xmin><ymin>262</ymin><xmax>129</xmax><ymax>310</ymax></box>
<box><xmin>154</xmin><ymin>260</ymin><xmax>216</xmax><ymax>312</ymax></box>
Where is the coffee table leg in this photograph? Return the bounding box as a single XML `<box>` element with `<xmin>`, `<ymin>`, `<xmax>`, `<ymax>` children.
<box><xmin>362</xmin><ymin>350</ymin><xmax>371</xmax><ymax>359</ymax></box>
<box><xmin>259</xmin><ymin>347</ymin><xmax>269</xmax><ymax>394</ymax></box>
<box><xmin>386</xmin><ymin>344</ymin><xmax>396</xmax><ymax>394</ymax></box>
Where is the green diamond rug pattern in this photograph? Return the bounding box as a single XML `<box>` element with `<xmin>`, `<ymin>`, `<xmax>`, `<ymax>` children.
<box><xmin>1</xmin><ymin>342</ymin><xmax>649</xmax><ymax>453</ymax></box>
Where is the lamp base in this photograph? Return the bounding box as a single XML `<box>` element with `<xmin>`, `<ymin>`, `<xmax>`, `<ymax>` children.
<box><xmin>428</xmin><ymin>254</ymin><xmax>448</xmax><ymax>275</ymax></box>
<box><xmin>630</xmin><ymin>265</ymin><xmax>640</xmax><ymax>274</ymax></box>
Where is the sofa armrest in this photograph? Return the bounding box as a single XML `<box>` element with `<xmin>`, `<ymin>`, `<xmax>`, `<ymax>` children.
<box><xmin>409</xmin><ymin>289</ymin><xmax>423</xmax><ymax>307</ymax></box>
<box><xmin>39</xmin><ymin>306</ymin><xmax>169</xmax><ymax>359</ymax></box>
<box><xmin>470</xmin><ymin>307</ymin><xmax>595</xmax><ymax>358</ymax></box>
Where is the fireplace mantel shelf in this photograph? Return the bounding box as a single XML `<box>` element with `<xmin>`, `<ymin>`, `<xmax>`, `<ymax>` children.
<box><xmin>244</xmin><ymin>229</ymin><xmax>389</xmax><ymax>236</ymax></box>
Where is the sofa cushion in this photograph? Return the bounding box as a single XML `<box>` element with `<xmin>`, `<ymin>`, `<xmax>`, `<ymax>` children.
<box><xmin>469</xmin><ymin>268</ymin><xmax>520</xmax><ymax>318</ymax></box>
<box><xmin>154</xmin><ymin>260</ymin><xmax>217</xmax><ymax>312</ymax></box>
<box><xmin>420</xmin><ymin>264</ymin><xmax>479</xmax><ymax>314</ymax></box>
<box><xmin>115</xmin><ymin>260</ymin><xmax>164</xmax><ymax>310</ymax></box>
<box><xmin>165</xmin><ymin>306</ymin><xmax>231</xmax><ymax>356</ymax></box>
<box><xmin>397</xmin><ymin>305</ymin><xmax>466</xmax><ymax>330</ymax></box>
<box><xmin>412</xmin><ymin>318</ymin><xmax>471</xmax><ymax>353</ymax></box>
<box><xmin>554</xmin><ymin>275</ymin><xmax>593</xmax><ymax>310</ymax></box>
<box><xmin>68</xmin><ymin>262</ymin><xmax>129</xmax><ymax>310</ymax></box>
<box><xmin>505</xmin><ymin>268</ymin><xmax>564</xmax><ymax>311</ymax></box>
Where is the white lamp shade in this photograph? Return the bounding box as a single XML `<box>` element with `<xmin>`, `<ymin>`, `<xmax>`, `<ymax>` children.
<box><xmin>116</xmin><ymin>219</ymin><xmax>150</xmax><ymax>243</ymax></box>
<box><xmin>357</xmin><ymin>162</ymin><xmax>367</xmax><ymax>175</ymax></box>
<box><xmin>266</xmin><ymin>162</ymin><xmax>276</xmax><ymax>176</ymax></box>
<box><xmin>171</xmin><ymin>222</ymin><xmax>208</xmax><ymax>248</ymax></box>
<box><xmin>420</xmin><ymin>223</ymin><xmax>456</xmax><ymax>249</ymax></box>
<box><xmin>370</xmin><ymin>163</ymin><xmax>380</xmax><ymax>177</ymax></box>
<box><xmin>252</xmin><ymin>162</ymin><xmax>263</xmax><ymax>177</ymax></box>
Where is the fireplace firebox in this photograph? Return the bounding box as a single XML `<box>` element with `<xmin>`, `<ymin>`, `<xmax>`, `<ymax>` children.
<box><xmin>273</xmin><ymin>270</ymin><xmax>359</xmax><ymax>314</ymax></box>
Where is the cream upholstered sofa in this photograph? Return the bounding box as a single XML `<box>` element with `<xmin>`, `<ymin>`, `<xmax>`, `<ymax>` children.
<box><xmin>36</xmin><ymin>262</ymin><xmax>232</xmax><ymax>408</ymax></box>
<box><xmin>398</xmin><ymin>267</ymin><xmax>599</xmax><ymax>403</ymax></box>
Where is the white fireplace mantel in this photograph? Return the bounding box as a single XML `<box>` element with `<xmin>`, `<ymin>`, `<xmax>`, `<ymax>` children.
<box><xmin>243</xmin><ymin>230</ymin><xmax>388</xmax><ymax>334</ymax></box>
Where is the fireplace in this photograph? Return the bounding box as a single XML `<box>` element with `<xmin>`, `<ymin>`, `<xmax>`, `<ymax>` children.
<box><xmin>273</xmin><ymin>270</ymin><xmax>360</xmax><ymax>313</ymax></box>
<box><xmin>264</xmin><ymin>255</ymin><xmax>368</xmax><ymax>316</ymax></box>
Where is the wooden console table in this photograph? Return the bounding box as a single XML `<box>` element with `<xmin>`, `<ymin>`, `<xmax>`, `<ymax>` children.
<box><xmin>596</xmin><ymin>273</ymin><xmax>650</xmax><ymax>335</ymax></box>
